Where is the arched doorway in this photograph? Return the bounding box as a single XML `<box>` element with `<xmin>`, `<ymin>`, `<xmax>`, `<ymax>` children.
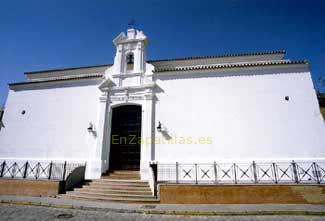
<box><xmin>109</xmin><ymin>105</ymin><xmax>142</xmax><ymax>170</ymax></box>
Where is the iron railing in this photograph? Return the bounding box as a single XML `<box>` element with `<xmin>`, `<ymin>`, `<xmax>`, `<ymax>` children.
<box><xmin>157</xmin><ymin>161</ymin><xmax>325</xmax><ymax>184</ymax></box>
<box><xmin>0</xmin><ymin>160</ymin><xmax>86</xmax><ymax>181</ymax></box>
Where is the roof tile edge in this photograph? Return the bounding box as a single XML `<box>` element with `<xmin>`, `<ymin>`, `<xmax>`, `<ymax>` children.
<box><xmin>9</xmin><ymin>74</ymin><xmax>103</xmax><ymax>87</ymax></box>
<box><xmin>148</xmin><ymin>50</ymin><xmax>286</xmax><ymax>63</ymax></box>
<box><xmin>154</xmin><ymin>60</ymin><xmax>308</xmax><ymax>73</ymax></box>
<box><xmin>24</xmin><ymin>50</ymin><xmax>286</xmax><ymax>75</ymax></box>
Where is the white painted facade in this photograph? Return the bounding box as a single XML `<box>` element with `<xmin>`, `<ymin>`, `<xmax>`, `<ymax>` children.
<box><xmin>1</xmin><ymin>28</ymin><xmax>325</xmax><ymax>180</ymax></box>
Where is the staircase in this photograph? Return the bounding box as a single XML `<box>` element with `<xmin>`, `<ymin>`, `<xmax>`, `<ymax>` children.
<box><xmin>59</xmin><ymin>170</ymin><xmax>159</xmax><ymax>203</ymax></box>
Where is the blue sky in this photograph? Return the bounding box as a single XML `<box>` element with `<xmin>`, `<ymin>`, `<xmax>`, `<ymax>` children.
<box><xmin>0</xmin><ymin>0</ymin><xmax>325</xmax><ymax>106</ymax></box>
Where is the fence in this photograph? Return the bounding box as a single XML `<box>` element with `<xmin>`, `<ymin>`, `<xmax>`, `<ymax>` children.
<box><xmin>0</xmin><ymin>160</ymin><xmax>86</xmax><ymax>181</ymax></box>
<box><xmin>157</xmin><ymin>161</ymin><xmax>325</xmax><ymax>184</ymax></box>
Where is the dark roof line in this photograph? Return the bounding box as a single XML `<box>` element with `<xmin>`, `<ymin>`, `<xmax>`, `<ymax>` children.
<box><xmin>9</xmin><ymin>74</ymin><xmax>102</xmax><ymax>87</ymax></box>
<box><xmin>10</xmin><ymin>60</ymin><xmax>307</xmax><ymax>87</ymax></box>
<box><xmin>24</xmin><ymin>50</ymin><xmax>285</xmax><ymax>75</ymax></box>
<box><xmin>148</xmin><ymin>50</ymin><xmax>286</xmax><ymax>63</ymax></box>
<box><xmin>24</xmin><ymin>64</ymin><xmax>112</xmax><ymax>75</ymax></box>
<box><xmin>154</xmin><ymin>60</ymin><xmax>307</xmax><ymax>73</ymax></box>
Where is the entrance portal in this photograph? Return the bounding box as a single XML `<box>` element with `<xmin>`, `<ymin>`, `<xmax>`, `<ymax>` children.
<box><xmin>109</xmin><ymin>105</ymin><xmax>142</xmax><ymax>170</ymax></box>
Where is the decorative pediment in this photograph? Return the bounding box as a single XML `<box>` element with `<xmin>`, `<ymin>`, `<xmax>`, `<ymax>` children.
<box><xmin>113</xmin><ymin>32</ymin><xmax>127</xmax><ymax>46</ymax></box>
<box><xmin>98</xmin><ymin>76</ymin><xmax>116</xmax><ymax>91</ymax></box>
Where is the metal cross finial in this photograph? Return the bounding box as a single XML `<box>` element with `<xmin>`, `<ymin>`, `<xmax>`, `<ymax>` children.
<box><xmin>128</xmin><ymin>18</ymin><xmax>136</xmax><ymax>29</ymax></box>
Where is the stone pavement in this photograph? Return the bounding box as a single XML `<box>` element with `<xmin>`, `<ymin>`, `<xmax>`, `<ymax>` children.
<box><xmin>1</xmin><ymin>204</ymin><xmax>325</xmax><ymax>221</ymax></box>
<box><xmin>0</xmin><ymin>204</ymin><xmax>324</xmax><ymax>221</ymax></box>
<box><xmin>0</xmin><ymin>195</ymin><xmax>325</xmax><ymax>216</ymax></box>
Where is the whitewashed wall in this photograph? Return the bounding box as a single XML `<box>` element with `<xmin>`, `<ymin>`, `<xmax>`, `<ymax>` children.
<box><xmin>154</xmin><ymin>66</ymin><xmax>325</xmax><ymax>163</ymax></box>
<box><xmin>0</xmin><ymin>79</ymin><xmax>102</xmax><ymax>179</ymax></box>
<box><xmin>2</xmin><ymin>64</ymin><xmax>325</xmax><ymax>180</ymax></box>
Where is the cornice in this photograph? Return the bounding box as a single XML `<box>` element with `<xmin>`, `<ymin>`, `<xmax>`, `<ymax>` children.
<box><xmin>110</xmin><ymin>84</ymin><xmax>155</xmax><ymax>92</ymax></box>
<box><xmin>154</xmin><ymin>60</ymin><xmax>308</xmax><ymax>73</ymax></box>
<box><xmin>24</xmin><ymin>65</ymin><xmax>110</xmax><ymax>75</ymax></box>
<box><xmin>149</xmin><ymin>50</ymin><xmax>286</xmax><ymax>63</ymax></box>
<box><xmin>23</xmin><ymin>50</ymin><xmax>286</xmax><ymax>75</ymax></box>
<box><xmin>9</xmin><ymin>74</ymin><xmax>103</xmax><ymax>87</ymax></box>
<box><xmin>112</xmin><ymin>72</ymin><xmax>143</xmax><ymax>78</ymax></box>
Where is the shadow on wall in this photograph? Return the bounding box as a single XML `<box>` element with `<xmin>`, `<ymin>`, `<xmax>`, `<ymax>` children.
<box><xmin>156</xmin><ymin>121</ymin><xmax>172</xmax><ymax>140</ymax></box>
<box><xmin>0</xmin><ymin>122</ymin><xmax>4</xmax><ymax>131</ymax></box>
<box><xmin>0</xmin><ymin>108</ymin><xmax>4</xmax><ymax>131</ymax></box>
<box><xmin>161</xmin><ymin>129</ymin><xmax>172</xmax><ymax>140</ymax></box>
<box><xmin>317</xmin><ymin>92</ymin><xmax>325</xmax><ymax>121</ymax></box>
<box><xmin>60</xmin><ymin>166</ymin><xmax>86</xmax><ymax>193</ymax></box>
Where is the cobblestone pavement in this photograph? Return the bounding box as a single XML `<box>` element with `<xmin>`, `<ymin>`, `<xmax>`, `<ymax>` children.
<box><xmin>0</xmin><ymin>204</ymin><xmax>324</xmax><ymax>221</ymax></box>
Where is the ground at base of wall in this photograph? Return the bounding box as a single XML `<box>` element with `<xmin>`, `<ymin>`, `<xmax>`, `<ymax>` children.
<box><xmin>159</xmin><ymin>184</ymin><xmax>325</xmax><ymax>204</ymax></box>
<box><xmin>2</xmin><ymin>203</ymin><xmax>325</xmax><ymax>221</ymax></box>
<box><xmin>0</xmin><ymin>179</ymin><xmax>61</xmax><ymax>197</ymax></box>
<box><xmin>1</xmin><ymin>195</ymin><xmax>325</xmax><ymax>217</ymax></box>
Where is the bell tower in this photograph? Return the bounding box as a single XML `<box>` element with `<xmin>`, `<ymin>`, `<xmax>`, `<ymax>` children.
<box><xmin>97</xmin><ymin>27</ymin><xmax>155</xmax><ymax>179</ymax></box>
<box><xmin>112</xmin><ymin>28</ymin><xmax>147</xmax><ymax>75</ymax></box>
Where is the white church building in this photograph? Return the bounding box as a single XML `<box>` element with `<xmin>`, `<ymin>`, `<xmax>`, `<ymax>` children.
<box><xmin>1</xmin><ymin>28</ymin><xmax>325</xmax><ymax>180</ymax></box>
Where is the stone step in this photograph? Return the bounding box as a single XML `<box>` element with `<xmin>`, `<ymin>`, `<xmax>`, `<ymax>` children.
<box><xmin>110</xmin><ymin>170</ymin><xmax>140</xmax><ymax>175</ymax></box>
<box><xmin>102</xmin><ymin>175</ymin><xmax>141</xmax><ymax>180</ymax></box>
<box><xmin>62</xmin><ymin>193</ymin><xmax>159</xmax><ymax>204</ymax></box>
<box><xmin>74</xmin><ymin>187</ymin><xmax>152</xmax><ymax>195</ymax></box>
<box><xmin>101</xmin><ymin>170</ymin><xmax>141</xmax><ymax>180</ymax></box>
<box><xmin>102</xmin><ymin>177</ymin><xmax>140</xmax><ymax>180</ymax></box>
<box><xmin>81</xmin><ymin>185</ymin><xmax>151</xmax><ymax>191</ymax></box>
<box><xmin>60</xmin><ymin>170</ymin><xmax>157</xmax><ymax>203</ymax></box>
<box><xmin>104</xmin><ymin>172</ymin><xmax>141</xmax><ymax>176</ymax></box>
<box><xmin>69</xmin><ymin>190</ymin><xmax>153</xmax><ymax>199</ymax></box>
<box><xmin>92</xmin><ymin>179</ymin><xmax>147</xmax><ymax>184</ymax></box>
<box><xmin>86</xmin><ymin>182</ymin><xmax>150</xmax><ymax>188</ymax></box>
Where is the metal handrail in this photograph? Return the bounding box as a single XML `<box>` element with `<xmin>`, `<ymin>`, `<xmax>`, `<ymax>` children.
<box><xmin>157</xmin><ymin>161</ymin><xmax>325</xmax><ymax>184</ymax></box>
<box><xmin>0</xmin><ymin>160</ymin><xmax>86</xmax><ymax>181</ymax></box>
